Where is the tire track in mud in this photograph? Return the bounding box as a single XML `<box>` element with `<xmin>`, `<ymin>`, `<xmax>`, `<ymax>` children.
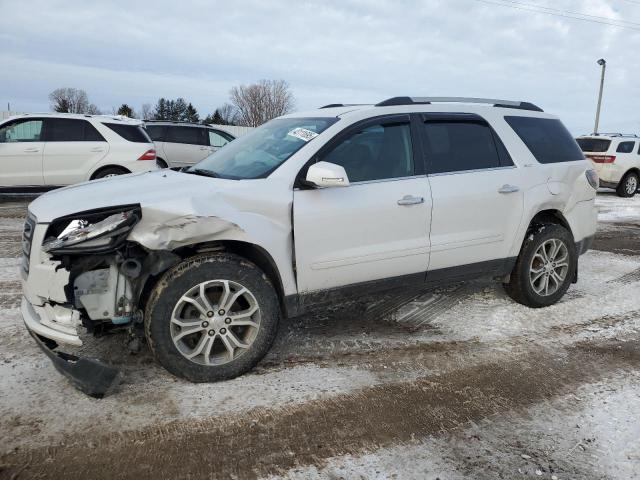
<box><xmin>608</xmin><ymin>266</ymin><xmax>640</xmax><ymax>285</ymax></box>
<box><xmin>1</xmin><ymin>338</ymin><xmax>637</xmax><ymax>480</ymax></box>
<box><xmin>0</xmin><ymin>280</ymin><xmax>21</xmax><ymax>309</ymax></box>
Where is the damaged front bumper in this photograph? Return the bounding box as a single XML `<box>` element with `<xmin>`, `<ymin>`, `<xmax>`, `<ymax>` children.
<box><xmin>22</xmin><ymin>297</ymin><xmax>123</xmax><ymax>397</ymax></box>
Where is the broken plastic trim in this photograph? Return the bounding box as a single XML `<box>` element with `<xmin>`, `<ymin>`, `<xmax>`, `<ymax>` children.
<box><xmin>29</xmin><ymin>331</ymin><xmax>123</xmax><ymax>398</ymax></box>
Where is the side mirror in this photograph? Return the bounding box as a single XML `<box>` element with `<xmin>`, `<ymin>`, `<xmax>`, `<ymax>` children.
<box><xmin>305</xmin><ymin>161</ymin><xmax>350</xmax><ymax>188</ymax></box>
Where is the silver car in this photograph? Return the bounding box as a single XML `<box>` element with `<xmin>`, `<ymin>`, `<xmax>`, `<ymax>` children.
<box><xmin>145</xmin><ymin>121</ymin><xmax>235</xmax><ymax>169</ymax></box>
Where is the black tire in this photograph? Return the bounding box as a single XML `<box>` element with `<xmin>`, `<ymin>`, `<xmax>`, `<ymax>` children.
<box><xmin>92</xmin><ymin>166</ymin><xmax>129</xmax><ymax>180</ymax></box>
<box><xmin>616</xmin><ymin>171</ymin><xmax>639</xmax><ymax>198</ymax></box>
<box><xmin>145</xmin><ymin>253</ymin><xmax>280</xmax><ymax>382</ymax></box>
<box><xmin>504</xmin><ymin>223</ymin><xmax>577</xmax><ymax>308</ymax></box>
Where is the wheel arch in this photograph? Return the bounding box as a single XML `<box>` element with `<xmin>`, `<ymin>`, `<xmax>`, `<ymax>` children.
<box><xmin>89</xmin><ymin>164</ymin><xmax>131</xmax><ymax>180</ymax></box>
<box><xmin>528</xmin><ymin>209</ymin><xmax>572</xmax><ymax>236</ymax></box>
<box><xmin>139</xmin><ymin>240</ymin><xmax>288</xmax><ymax>317</ymax></box>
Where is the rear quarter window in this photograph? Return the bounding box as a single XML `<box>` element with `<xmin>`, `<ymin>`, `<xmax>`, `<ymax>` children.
<box><xmin>505</xmin><ymin>116</ymin><xmax>584</xmax><ymax>164</ymax></box>
<box><xmin>616</xmin><ymin>141</ymin><xmax>635</xmax><ymax>153</ymax></box>
<box><xmin>576</xmin><ymin>138</ymin><xmax>611</xmax><ymax>153</ymax></box>
<box><xmin>102</xmin><ymin>123</ymin><xmax>152</xmax><ymax>143</ymax></box>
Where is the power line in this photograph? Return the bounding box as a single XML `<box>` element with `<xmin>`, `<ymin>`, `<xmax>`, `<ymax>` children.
<box><xmin>498</xmin><ymin>0</ymin><xmax>640</xmax><ymax>26</ymax></box>
<box><xmin>470</xmin><ymin>0</ymin><xmax>640</xmax><ymax>30</ymax></box>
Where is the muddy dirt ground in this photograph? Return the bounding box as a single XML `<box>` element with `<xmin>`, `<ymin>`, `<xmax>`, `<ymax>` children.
<box><xmin>0</xmin><ymin>191</ymin><xmax>639</xmax><ymax>480</ymax></box>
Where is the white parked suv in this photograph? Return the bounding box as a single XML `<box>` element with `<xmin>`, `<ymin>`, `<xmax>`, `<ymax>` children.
<box><xmin>0</xmin><ymin>113</ymin><xmax>158</xmax><ymax>191</ymax></box>
<box><xmin>576</xmin><ymin>133</ymin><xmax>640</xmax><ymax>197</ymax></box>
<box><xmin>144</xmin><ymin>121</ymin><xmax>235</xmax><ymax>169</ymax></box>
<box><xmin>20</xmin><ymin>97</ymin><xmax>598</xmax><ymax>396</ymax></box>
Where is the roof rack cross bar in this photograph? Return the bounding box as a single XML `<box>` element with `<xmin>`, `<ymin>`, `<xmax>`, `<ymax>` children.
<box><xmin>375</xmin><ymin>96</ymin><xmax>543</xmax><ymax>112</ymax></box>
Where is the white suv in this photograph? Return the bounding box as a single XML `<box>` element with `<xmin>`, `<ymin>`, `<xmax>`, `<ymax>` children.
<box><xmin>144</xmin><ymin>121</ymin><xmax>235</xmax><ymax>169</ymax></box>
<box><xmin>20</xmin><ymin>97</ymin><xmax>598</xmax><ymax>396</ymax></box>
<box><xmin>0</xmin><ymin>113</ymin><xmax>158</xmax><ymax>191</ymax></box>
<box><xmin>576</xmin><ymin>133</ymin><xmax>640</xmax><ymax>197</ymax></box>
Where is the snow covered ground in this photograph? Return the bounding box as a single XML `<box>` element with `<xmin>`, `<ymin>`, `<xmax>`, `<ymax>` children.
<box><xmin>0</xmin><ymin>193</ymin><xmax>638</xmax><ymax>479</ymax></box>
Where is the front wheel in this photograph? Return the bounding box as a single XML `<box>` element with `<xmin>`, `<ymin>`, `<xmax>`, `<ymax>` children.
<box><xmin>504</xmin><ymin>224</ymin><xmax>577</xmax><ymax>308</ymax></box>
<box><xmin>616</xmin><ymin>172</ymin><xmax>638</xmax><ymax>198</ymax></box>
<box><xmin>145</xmin><ymin>253</ymin><xmax>280</xmax><ymax>382</ymax></box>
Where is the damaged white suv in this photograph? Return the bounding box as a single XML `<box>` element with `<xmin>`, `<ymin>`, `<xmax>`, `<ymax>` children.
<box><xmin>21</xmin><ymin>97</ymin><xmax>598</xmax><ymax>396</ymax></box>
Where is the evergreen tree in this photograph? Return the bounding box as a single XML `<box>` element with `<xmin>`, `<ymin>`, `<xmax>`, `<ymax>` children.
<box><xmin>53</xmin><ymin>98</ymin><xmax>70</xmax><ymax>113</ymax></box>
<box><xmin>185</xmin><ymin>103</ymin><xmax>199</xmax><ymax>123</ymax></box>
<box><xmin>117</xmin><ymin>104</ymin><xmax>134</xmax><ymax>117</ymax></box>
<box><xmin>153</xmin><ymin>98</ymin><xmax>168</xmax><ymax>120</ymax></box>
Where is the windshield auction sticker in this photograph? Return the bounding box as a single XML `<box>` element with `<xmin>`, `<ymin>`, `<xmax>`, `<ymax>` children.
<box><xmin>287</xmin><ymin>127</ymin><xmax>318</xmax><ymax>142</ymax></box>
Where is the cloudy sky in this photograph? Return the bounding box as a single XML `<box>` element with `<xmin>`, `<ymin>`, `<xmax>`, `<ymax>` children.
<box><xmin>1</xmin><ymin>0</ymin><xmax>639</xmax><ymax>134</ymax></box>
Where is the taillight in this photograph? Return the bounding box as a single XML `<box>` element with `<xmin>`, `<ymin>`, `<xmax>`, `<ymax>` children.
<box><xmin>586</xmin><ymin>154</ymin><xmax>615</xmax><ymax>163</ymax></box>
<box><xmin>138</xmin><ymin>149</ymin><xmax>156</xmax><ymax>161</ymax></box>
<box><xmin>585</xmin><ymin>169</ymin><xmax>599</xmax><ymax>189</ymax></box>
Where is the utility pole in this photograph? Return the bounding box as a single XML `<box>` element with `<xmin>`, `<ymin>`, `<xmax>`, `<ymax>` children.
<box><xmin>594</xmin><ymin>58</ymin><xmax>606</xmax><ymax>134</ymax></box>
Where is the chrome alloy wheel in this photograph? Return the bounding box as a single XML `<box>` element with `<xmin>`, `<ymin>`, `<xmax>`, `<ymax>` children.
<box><xmin>170</xmin><ymin>280</ymin><xmax>261</xmax><ymax>365</ymax></box>
<box><xmin>625</xmin><ymin>175</ymin><xmax>638</xmax><ymax>195</ymax></box>
<box><xmin>529</xmin><ymin>238</ymin><xmax>569</xmax><ymax>296</ymax></box>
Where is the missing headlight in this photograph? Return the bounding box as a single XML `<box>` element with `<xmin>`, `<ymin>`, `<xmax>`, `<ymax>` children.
<box><xmin>43</xmin><ymin>205</ymin><xmax>141</xmax><ymax>255</ymax></box>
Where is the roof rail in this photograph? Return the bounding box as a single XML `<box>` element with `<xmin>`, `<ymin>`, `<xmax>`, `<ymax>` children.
<box><xmin>375</xmin><ymin>96</ymin><xmax>544</xmax><ymax>112</ymax></box>
<box><xmin>590</xmin><ymin>132</ymin><xmax>639</xmax><ymax>138</ymax></box>
<box><xmin>319</xmin><ymin>103</ymin><xmax>368</xmax><ymax>109</ymax></box>
<box><xmin>144</xmin><ymin>119</ymin><xmax>203</xmax><ymax>125</ymax></box>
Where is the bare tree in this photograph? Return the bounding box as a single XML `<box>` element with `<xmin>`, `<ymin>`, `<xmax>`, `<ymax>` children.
<box><xmin>140</xmin><ymin>103</ymin><xmax>153</xmax><ymax>120</ymax></box>
<box><xmin>49</xmin><ymin>88</ymin><xmax>101</xmax><ymax>114</ymax></box>
<box><xmin>218</xmin><ymin>103</ymin><xmax>237</xmax><ymax>125</ymax></box>
<box><xmin>229</xmin><ymin>79</ymin><xmax>295</xmax><ymax>127</ymax></box>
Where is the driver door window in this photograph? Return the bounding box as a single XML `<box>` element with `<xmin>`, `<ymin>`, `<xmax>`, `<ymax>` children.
<box><xmin>321</xmin><ymin>122</ymin><xmax>414</xmax><ymax>182</ymax></box>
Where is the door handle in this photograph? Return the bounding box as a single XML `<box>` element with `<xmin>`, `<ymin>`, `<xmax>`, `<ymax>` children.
<box><xmin>23</xmin><ymin>147</ymin><xmax>40</xmax><ymax>153</ymax></box>
<box><xmin>90</xmin><ymin>148</ymin><xmax>104</xmax><ymax>152</ymax></box>
<box><xmin>397</xmin><ymin>195</ymin><xmax>424</xmax><ymax>206</ymax></box>
<box><xmin>498</xmin><ymin>184</ymin><xmax>520</xmax><ymax>194</ymax></box>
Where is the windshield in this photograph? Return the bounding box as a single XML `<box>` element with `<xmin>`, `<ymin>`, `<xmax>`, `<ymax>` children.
<box><xmin>189</xmin><ymin>117</ymin><xmax>338</xmax><ymax>179</ymax></box>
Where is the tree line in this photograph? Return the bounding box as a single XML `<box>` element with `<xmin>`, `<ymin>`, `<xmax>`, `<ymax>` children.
<box><xmin>48</xmin><ymin>79</ymin><xmax>295</xmax><ymax>127</ymax></box>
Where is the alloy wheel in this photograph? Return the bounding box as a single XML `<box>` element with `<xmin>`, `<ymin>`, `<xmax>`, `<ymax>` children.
<box><xmin>170</xmin><ymin>280</ymin><xmax>261</xmax><ymax>365</ymax></box>
<box><xmin>625</xmin><ymin>175</ymin><xmax>638</xmax><ymax>195</ymax></box>
<box><xmin>529</xmin><ymin>238</ymin><xmax>569</xmax><ymax>296</ymax></box>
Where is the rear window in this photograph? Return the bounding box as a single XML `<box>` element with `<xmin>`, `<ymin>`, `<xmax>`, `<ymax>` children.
<box><xmin>145</xmin><ymin>125</ymin><xmax>166</xmax><ymax>142</ymax></box>
<box><xmin>505</xmin><ymin>116</ymin><xmax>584</xmax><ymax>164</ymax></box>
<box><xmin>576</xmin><ymin>138</ymin><xmax>611</xmax><ymax>153</ymax></box>
<box><xmin>103</xmin><ymin>123</ymin><xmax>151</xmax><ymax>143</ymax></box>
<box><xmin>616</xmin><ymin>141</ymin><xmax>635</xmax><ymax>153</ymax></box>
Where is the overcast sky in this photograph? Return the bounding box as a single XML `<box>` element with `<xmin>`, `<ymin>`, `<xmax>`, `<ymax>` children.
<box><xmin>1</xmin><ymin>0</ymin><xmax>639</xmax><ymax>134</ymax></box>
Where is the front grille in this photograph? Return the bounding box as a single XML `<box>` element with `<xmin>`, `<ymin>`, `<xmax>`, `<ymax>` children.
<box><xmin>22</xmin><ymin>213</ymin><xmax>36</xmax><ymax>276</ymax></box>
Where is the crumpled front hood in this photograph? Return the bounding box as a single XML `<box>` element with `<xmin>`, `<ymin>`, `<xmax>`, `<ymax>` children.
<box><xmin>27</xmin><ymin>169</ymin><xmax>292</xmax><ymax>253</ymax></box>
<box><xmin>28</xmin><ymin>170</ymin><xmax>231</xmax><ymax>223</ymax></box>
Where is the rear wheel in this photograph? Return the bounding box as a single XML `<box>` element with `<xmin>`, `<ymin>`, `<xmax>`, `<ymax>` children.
<box><xmin>92</xmin><ymin>166</ymin><xmax>129</xmax><ymax>179</ymax></box>
<box><xmin>616</xmin><ymin>171</ymin><xmax>638</xmax><ymax>197</ymax></box>
<box><xmin>145</xmin><ymin>253</ymin><xmax>280</xmax><ymax>382</ymax></box>
<box><xmin>504</xmin><ymin>223</ymin><xmax>576</xmax><ymax>308</ymax></box>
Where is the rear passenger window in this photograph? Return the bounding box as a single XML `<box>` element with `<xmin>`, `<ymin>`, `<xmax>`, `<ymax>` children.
<box><xmin>505</xmin><ymin>116</ymin><xmax>584</xmax><ymax>164</ymax></box>
<box><xmin>422</xmin><ymin>122</ymin><xmax>501</xmax><ymax>174</ymax></box>
<box><xmin>46</xmin><ymin>119</ymin><xmax>105</xmax><ymax>142</ymax></box>
<box><xmin>321</xmin><ymin>121</ymin><xmax>414</xmax><ymax>183</ymax></box>
<box><xmin>616</xmin><ymin>141</ymin><xmax>635</xmax><ymax>153</ymax></box>
<box><xmin>166</xmin><ymin>126</ymin><xmax>207</xmax><ymax>145</ymax></box>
